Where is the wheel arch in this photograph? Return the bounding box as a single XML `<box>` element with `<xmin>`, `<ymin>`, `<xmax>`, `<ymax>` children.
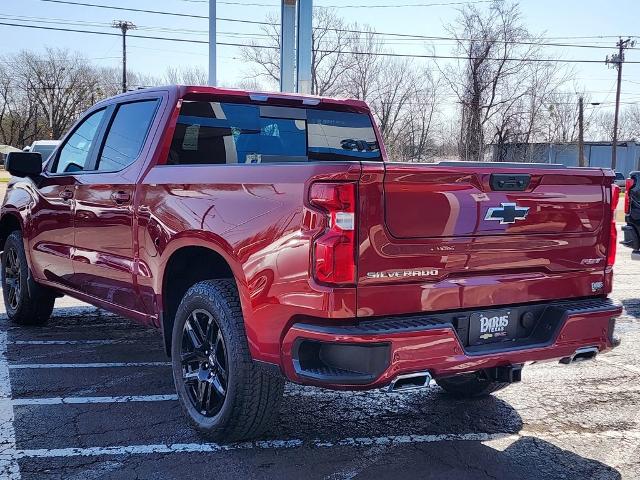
<box><xmin>0</xmin><ymin>211</ymin><xmax>23</xmax><ymax>251</ymax></box>
<box><xmin>158</xmin><ymin>234</ymin><xmax>246</xmax><ymax>356</ymax></box>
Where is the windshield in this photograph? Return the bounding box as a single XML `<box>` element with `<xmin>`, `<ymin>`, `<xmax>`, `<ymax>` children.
<box><xmin>167</xmin><ymin>101</ymin><xmax>381</xmax><ymax>165</ymax></box>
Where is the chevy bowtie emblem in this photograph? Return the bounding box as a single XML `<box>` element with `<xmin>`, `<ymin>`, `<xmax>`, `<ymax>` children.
<box><xmin>485</xmin><ymin>203</ymin><xmax>529</xmax><ymax>224</ymax></box>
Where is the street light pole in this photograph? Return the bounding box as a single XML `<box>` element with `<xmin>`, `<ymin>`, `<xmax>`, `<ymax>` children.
<box><xmin>280</xmin><ymin>0</ymin><xmax>296</xmax><ymax>93</ymax></box>
<box><xmin>296</xmin><ymin>0</ymin><xmax>313</xmax><ymax>94</ymax></box>
<box><xmin>208</xmin><ymin>0</ymin><xmax>216</xmax><ymax>86</ymax></box>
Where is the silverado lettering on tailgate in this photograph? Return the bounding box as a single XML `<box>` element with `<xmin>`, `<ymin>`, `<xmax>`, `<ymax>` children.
<box><xmin>367</xmin><ymin>269</ymin><xmax>439</xmax><ymax>279</ymax></box>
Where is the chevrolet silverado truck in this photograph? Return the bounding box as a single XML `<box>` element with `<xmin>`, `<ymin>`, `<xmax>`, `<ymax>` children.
<box><xmin>622</xmin><ymin>171</ymin><xmax>640</xmax><ymax>260</ymax></box>
<box><xmin>0</xmin><ymin>86</ymin><xmax>623</xmax><ymax>442</ymax></box>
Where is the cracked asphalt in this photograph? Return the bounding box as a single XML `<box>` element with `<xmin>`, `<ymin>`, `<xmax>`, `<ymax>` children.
<box><xmin>0</xmin><ymin>238</ymin><xmax>638</xmax><ymax>479</ymax></box>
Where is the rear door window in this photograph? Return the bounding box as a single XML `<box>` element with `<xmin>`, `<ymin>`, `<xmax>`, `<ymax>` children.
<box><xmin>97</xmin><ymin>100</ymin><xmax>158</xmax><ymax>172</ymax></box>
<box><xmin>167</xmin><ymin>101</ymin><xmax>380</xmax><ymax>165</ymax></box>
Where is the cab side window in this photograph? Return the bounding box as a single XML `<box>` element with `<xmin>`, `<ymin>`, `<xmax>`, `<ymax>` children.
<box><xmin>52</xmin><ymin>109</ymin><xmax>106</xmax><ymax>174</ymax></box>
<box><xmin>96</xmin><ymin>100</ymin><xmax>158</xmax><ymax>172</ymax></box>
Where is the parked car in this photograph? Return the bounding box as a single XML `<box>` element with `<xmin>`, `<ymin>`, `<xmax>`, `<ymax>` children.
<box><xmin>622</xmin><ymin>171</ymin><xmax>640</xmax><ymax>259</ymax></box>
<box><xmin>0</xmin><ymin>86</ymin><xmax>623</xmax><ymax>442</ymax></box>
<box><xmin>0</xmin><ymin>145</ymin><xmax>21</xmax><ymax>166</ymax></box>
<box><xmin>614</xmin><ymin>171</ymin><xmax>627</xmax><ymax>191</ymax></box>
<box><xmin>24</xmin><ymin>140</ymin><xmax>61</xmax><ymax>162</ymax></box>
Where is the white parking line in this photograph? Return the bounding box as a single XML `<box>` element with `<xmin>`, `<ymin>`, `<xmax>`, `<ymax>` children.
<box><xmin>11</xmin><ymin>395</ymin><xmax>178</xmax><ymax>406</ymax></box>
<box><xmin>7</xmin><ymin>429</ymin><xmax>640</xmax><ymax>460</ymax></box>
<box><xmin>9</xmin><ymin>340</ymin><xmax>140</xmax><ymax>346</ymax></box>
<box><xmin>9</xmin><ymin>362</ymin><xmax>171</xmax><ymax>369</ymax></box>
<box><xmin>11</xmin><ymin>432</ymin><xmax>514</xmax><ymax>459</ymax></box>
<box><xmin>0</xmin><ymin>330</ymin><xmax>21</xmax><ymax>479</ymax></box>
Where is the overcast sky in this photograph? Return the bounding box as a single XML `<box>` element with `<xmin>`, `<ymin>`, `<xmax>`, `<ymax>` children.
<box><xmin>1</xmin><ymin>0</ymin><xmax>639</xmax><ymax>115</ymax></box>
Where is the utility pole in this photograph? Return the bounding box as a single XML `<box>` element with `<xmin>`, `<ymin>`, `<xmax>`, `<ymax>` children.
<box><xmin>578</xmin><ymin>96</ymin><xmax>586</xmax><ymax>167</ymax></box>
<box><xmin>112</xmin><ymin>20</ymin><xmax>136</xmax><ymax>93</ymax></box>
<box><xmin>48</xmin><ymin>86</ymin><xmax>54</xmax><ymax>138</ymax></box>
<box><xmin>606</xmin><ymin>37</ymin><xmax>635</xmax><ymax>170</ymax></box>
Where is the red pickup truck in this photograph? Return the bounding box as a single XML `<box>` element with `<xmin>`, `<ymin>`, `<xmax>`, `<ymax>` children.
<box><xmin>1</xmin><ymin>86</ymin><xmax>622</xmax><ymax>442</ymax></box>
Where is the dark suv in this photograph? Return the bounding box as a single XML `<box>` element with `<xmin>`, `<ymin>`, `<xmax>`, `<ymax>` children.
<box><xmin>622</xmin><ymin>171</ymin><xmax>640</xmax><ymax>257</ymax></box>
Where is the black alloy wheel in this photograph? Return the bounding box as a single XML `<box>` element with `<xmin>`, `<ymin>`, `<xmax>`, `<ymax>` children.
<box><xmin>180</xmin><ymin>308</ymin><xmax>228</xmax><ymax>417</ymax></box>
<box><xmin>3</xmin><ymin>246</ymin><xmax>21</xmax><ymax>310</ymax></box>
<box><xmin>171</xmin><ymin>279</ymin><xmax>284</xmax><ymax>442</ymax></box>
<box><xmin>1</xmin><ymin>230</ymin><xmax>55</xmax><ymax>325</ymax></box>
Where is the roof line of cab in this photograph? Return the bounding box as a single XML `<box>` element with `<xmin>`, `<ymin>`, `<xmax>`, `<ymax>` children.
<box><xmin>95</xmin><ymin>84</ymin><xmax>371</xmax><ymax>114</ymax></box>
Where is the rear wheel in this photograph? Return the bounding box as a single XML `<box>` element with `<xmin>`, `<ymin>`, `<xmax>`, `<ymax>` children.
<box><xmin>171</xmin><ymin>279</ymin><xmax>284</xmax><ymax>442</ymax></box>
<box><xmin>2</xmin><ymin>231</ymin><xmax>55</xmax><ymax>325</ymax></box>
<box><xmin>436</xmin><ymin>371</ymin><xmax>509</xmax><ymax>398</ymax></box>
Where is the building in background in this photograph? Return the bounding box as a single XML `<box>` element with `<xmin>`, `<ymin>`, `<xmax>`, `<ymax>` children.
<box><xmin>492</xmin><ymin>141</ymin><xmax>640</xmax><ymax>176</ymax></box>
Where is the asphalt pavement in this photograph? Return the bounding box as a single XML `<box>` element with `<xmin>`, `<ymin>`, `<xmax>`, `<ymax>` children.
<box><xmin>0</xmin><ymin>232</ymin><xmax>638</xmax><ymax>479</ymax></box>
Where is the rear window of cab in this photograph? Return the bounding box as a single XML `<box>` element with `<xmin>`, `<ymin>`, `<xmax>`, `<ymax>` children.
<box><xmin>167</xmin><ymin>100</ymin><xmax>381</xmax><ymax>165</ymax></box>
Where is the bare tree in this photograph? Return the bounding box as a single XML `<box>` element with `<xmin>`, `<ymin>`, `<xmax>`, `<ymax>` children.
<box><xmin>0</xmin><ymin>60</ymin><xmax>43</xmax><ymax>147</ymax></box>
<box><xmin>164</xmin><ymin>66</ymin><xmax>208</xmax><ymax>85</ymax></box>
<box><xmin>442</xmin><ymin>1</ymin><xmax>559</xmax><ymax>160</ymax></box>
<box><xmin>15</xmin><ymin>49</ymin><xmax>104</xmax><ymax>139</ymax></box>
<box><xmin>338</xmin><ymin>25</ymin><xmax>385</xmax><ymax>101</ymax></box>
<box><xmin>240</xmin><ymin>9</ymin><xmax>352</xmax><ymax>95</ymax></box>
<box><xmin>590</xmin><ymin>105</ymin><xmax>640</xmax><ymax>142</ymax></box>
<box><xmin>0</xmin><ymin>49</ymin><xmax>105</xmax><ymax>145</ymax></box>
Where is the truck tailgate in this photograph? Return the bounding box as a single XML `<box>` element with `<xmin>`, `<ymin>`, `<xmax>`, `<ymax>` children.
<box><xmin>356</xmin><ymin>162</ymin><xmax>614</xmax><ymax>318</ymax></box>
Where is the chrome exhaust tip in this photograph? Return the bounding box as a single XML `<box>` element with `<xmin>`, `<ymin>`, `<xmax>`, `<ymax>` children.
<box><xmin>388</xmin><ymin>371</ymin><xmax>432</xmax><ymax>393</ymax></box>
<box><xmin>559</xmin><ymin>346</ymin><xmax>599</xmax><ymax>365</ymax></box>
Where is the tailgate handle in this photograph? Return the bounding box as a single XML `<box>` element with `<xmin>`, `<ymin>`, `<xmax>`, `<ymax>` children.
<box><xmin>490</xmin><ymin>174</ymin><xmax>530</xmax><ymax>191</ymax></box>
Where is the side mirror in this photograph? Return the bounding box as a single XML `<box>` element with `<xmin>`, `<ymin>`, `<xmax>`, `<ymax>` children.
<box><xmin>5</xmin><ymin>152</ymin><xmax>43</xmax><ymax>178</ymax></box>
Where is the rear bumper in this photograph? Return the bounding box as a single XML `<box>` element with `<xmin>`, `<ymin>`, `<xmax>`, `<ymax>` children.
<box><xmin>281</xmin><ymin>298</ymin><xmax>622</xmax><ymax>390</ymax></box>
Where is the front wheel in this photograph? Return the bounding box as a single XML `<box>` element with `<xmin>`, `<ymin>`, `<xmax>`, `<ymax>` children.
<box><xmin>2</xmin><ymin>231</ymin><xmax>55</xmax><ymax>325</ymax></box>
<box><xmin>171</xmin><ymin>279</ymin><xmax>284</xmax><ymax>442</ymax></box>
<box><xmin>436</xmin><ymin>371</ymin><xmax>509</xmax><ymax>398</ymax></box>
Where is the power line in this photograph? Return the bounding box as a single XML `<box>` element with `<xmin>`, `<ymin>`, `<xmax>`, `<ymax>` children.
<box><xmin>39</xmin><ymin>0</ymin><xmax>269</xmax><ymax>24</ymax></box>
<box><xmin>176</xmin><ymin>0</ymin><xmax>495</xmax><ymax>7</ymax></box>
<box><xmin>321</xmin><ymin>0</ymin><xmax>498</xmax><ymax>7</ymax></box>
<box><xmin>4</xmin><ymin>20</ymin><xmax>640</xmax><ymax>66</ymax></box>
<box><xmin>37</xmin><ymin>0</ymin><xmax>640</xmax><ymax>52</ymax></box>
<box><xmin>2</xmin><ymin>12</ymin><xmax>633</xmax><ymax>52</ymax></box>
<box><xmin>0</xmin><ymin>14</ymin><xmax>271</xmax><ymax>37</ymax></box>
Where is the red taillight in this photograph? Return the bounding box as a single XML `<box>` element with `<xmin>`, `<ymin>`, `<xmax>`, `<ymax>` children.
<box><xmin>625</xmin><ymin>178</ymin><xmax>634</xmax><ymax>214</ymax></box>
<box><xmin>608</xmin><ymin>184</ymin><xmax>620</xmax><ymax>267</ymax></box>
<box><xmin>309</xmin><ymin>182</ymin><xmax>356</xmax><ymax>285</ymax></box>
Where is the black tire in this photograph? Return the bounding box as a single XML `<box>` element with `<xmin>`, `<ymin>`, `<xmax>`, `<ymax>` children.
<box><xmin>436</xmin><ymin>371</ymin><xmax>509</xmax><ymax>398</ymax></box>
<box><xmin>171</xmin><ymin>279</ymin><xmax>284</xmax><ymax>442</ymax></box>
<box><xmin>1</xmin><ymin>230</ymin><xmax>55</xmax><ymax>325</ymax></box>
